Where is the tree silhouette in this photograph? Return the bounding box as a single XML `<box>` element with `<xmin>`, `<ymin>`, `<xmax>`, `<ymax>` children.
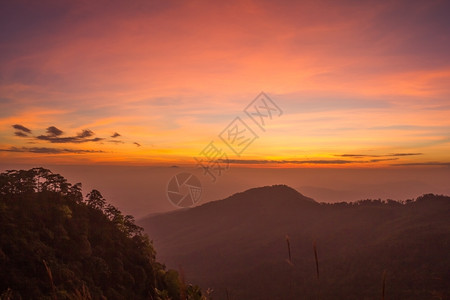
<box><xmin>85</xmin><ymin>189</ymin><xmax>106</xmax><ymax>210</ymax></box>
<box><xmin>0</xmin><ymin>168</ymin><xmax>207</xmax><ymax>299</ymax></box>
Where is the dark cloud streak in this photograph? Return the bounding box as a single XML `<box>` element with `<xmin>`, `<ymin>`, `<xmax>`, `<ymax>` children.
<box><xmin>108</xmin><ymin>140</ymin><xmax>125</xmax><ymax>144</ymax></box>
<box><xmin>221</xmin><ymin>158</ymin><xmax>398</xmax><ymax>165</ymax></box>
<box><xmin>12</xmin><ymin>124</ymin><xmax>31</xmax><ymax>134</ymax></box>
<box><xmin>0</xmin><ymin>147</ymin><xmax>105</xmax><ymax>154</ymax></box>
<box><xmin>78</xmin><ymin>129</ymin><xmax>94</xmax><ymax>138</ymax></box>
<box><xmin>36</xmin><ymin>127</ymin><xmax>103</xmax><ymax>143</ymax></box>
<box><xmin>46</xmin><ymin>126</ymin><xmax>63</xmax><ymax>136</ymax></box>
<box><xmin>336</xmin><ymin>153</ymin><xmax>422</xmax><ymax>158</ymax></box>
<box><xmin>36</xmin><ymin>135</ymin><xmax>104</xmax><ymax>143</ymax></box>
<box><xmin>392</xmin><ymin>162</ymin><xmax>450</xmax><ymax>166</ymax></box>
<box><xmin>14</xmin><ymin>131</ymin><xmax>28</xmax><ymax>137</ymax></box>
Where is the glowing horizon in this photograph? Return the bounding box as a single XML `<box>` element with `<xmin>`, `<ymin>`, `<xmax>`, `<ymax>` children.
<box><xmin>1</xmin><ymin>0</ymin><xmax>449</xmax><ymax>167</ymax></box>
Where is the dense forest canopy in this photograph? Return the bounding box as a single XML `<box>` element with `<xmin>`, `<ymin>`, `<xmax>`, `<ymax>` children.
<box><xmin>0</xmin><ymin>168</ymin><xmax>207</xmax><ymax>300</ymax></box>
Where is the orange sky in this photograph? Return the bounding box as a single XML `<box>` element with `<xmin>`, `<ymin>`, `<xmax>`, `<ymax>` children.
<box><xmin>1</xmin><ymin>0</ymin><xmax>449</xmax><ymax>168</ymax></box>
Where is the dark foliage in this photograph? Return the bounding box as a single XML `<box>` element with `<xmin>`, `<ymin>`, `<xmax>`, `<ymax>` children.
<box><xmin>0</xmin><ymin>168</ymin><xmax>204</xmax><ymax>300</ymax></box>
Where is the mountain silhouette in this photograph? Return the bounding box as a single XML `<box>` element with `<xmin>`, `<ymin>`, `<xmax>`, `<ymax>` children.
<box><xmin>141</xmin><ymin>186</ymin><xmax>450</xmax><ymax>299</ymax></box>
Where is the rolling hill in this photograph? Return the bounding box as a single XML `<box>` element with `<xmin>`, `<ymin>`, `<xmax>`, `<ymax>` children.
<box><xmin>141</xmin><ymin>185</ymin><xmax>450</xmax><ymax>299</ymax></box>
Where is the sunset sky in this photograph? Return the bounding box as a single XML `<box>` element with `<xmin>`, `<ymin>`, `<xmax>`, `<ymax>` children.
<box><xmin>1</xmin><ymin>0</ymin><xmax>449</xmax><ymax>168</ymax></box>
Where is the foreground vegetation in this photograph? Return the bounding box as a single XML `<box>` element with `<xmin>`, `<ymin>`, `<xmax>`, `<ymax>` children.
<box><xmin>0</xmin><ymin>168</ymin><xmax>206</xmax><ymax>299</ymax></box>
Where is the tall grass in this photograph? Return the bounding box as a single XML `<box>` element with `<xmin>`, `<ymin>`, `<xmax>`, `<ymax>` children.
<box><xmin>0</xmin><ymin>288</ymin><xmax>13</xmax><ymax>300</ymax></box>
<box><xmin>285</xmin><ymin>235</ymin><xmax>293</xmax><ymax>266</ymax></box>
<box><xmin>43</xmin><ymin>259</ymin><xmax>92</xmax><ymax>300</ymax></box>
<box><xmin>381</xmin><ymin>270</ymin><xmax>387</xmax><ymax>300</ymax></box>
<box><xmin>313</xmin><ymin>241</ymin><xmax>319</xmax><ymax>281</ymax></box>
<box><xmin>179</xmin><ymin>265</ymin><xmax>187</xmax><ymax>300</ymax></box>
<box><xmin>313</xmin><ymin>240</ymin><xmax>321</xmax><ymax>300</ymax></box>
<box><xmin>73</xmin><ymin>283</ymin><xmax>92</xmax><ymax>300</ymax></box>
<box><xmin>42</xmin><ymin>259</ymin><xmax>56</xmax><ymax>300</ymax></box>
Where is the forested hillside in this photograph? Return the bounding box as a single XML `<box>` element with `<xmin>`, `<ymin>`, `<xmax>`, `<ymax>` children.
<box><xmin>0</xmin><ymin>168</ymin><xmax>206</xmax><ymax>300</ymax></box>
<box><xmin>142</xmin><ymin>185</ymin><xmax>450</xmax><ymax>300</ymax></box>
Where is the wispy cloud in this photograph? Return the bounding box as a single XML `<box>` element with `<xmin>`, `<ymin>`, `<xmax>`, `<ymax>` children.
<box><xmin>0</xmin><ymin>147</ymin><xmax>105</xmax><ymax>154</ymax></box>
<box><xmin>45</xmin><ymin>126</ymin><xmax>63</xmax><ymax>136</ymax></box>
<box><xmin>12</xmin><ymin>124</ymin><xmax>32</xmax><ymax>133</ymax></box>
<box><xmin>368</xmin><ymin>125</ymin><xmax>449</xmax><ymax>131</ymax></box>
<box><xmin>108</xmin><ymin>140</ymin><xmax>125</xmax><ymax>144</ymax></box>
<box><xmin>12</xmin><ymin>124</ymin><xmax>32</xmax><ymax>137</ymax></box>
<box><xmin>390</xmin><ymin>153</ymin><xmax>423</xmax><ymax>157</ymax></box>
<box><xmin>392</xmin><ymin>161</ymin><xmax>450</xmax><ymax>166</ymax></box>
<box><xmin>223</xmin><ymin>158</ymin><xmax>398</xmax><ymax>165</ymax></box>
<box><xmin>36</xmin><ymin>127</ymin><xmax>103</xmax><ymax>143</ymax></box>
<box><xmin>336</xmin><ymin>153</ymin><xmax>423</xmax><ymax>158</ymax></box>
<box><xmin>9</xmin><ymin>125</ymin><xmax>141</xmax><ymax>150</ymax></box>
<box><xmin>14</xmin><ymin>131</ymin><xmax>28</xmax><ymax>137</ymax></box>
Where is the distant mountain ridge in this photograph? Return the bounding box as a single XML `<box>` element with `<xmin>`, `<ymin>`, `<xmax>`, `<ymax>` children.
<box><xmin>141</xmin><ymin>185</ymin><xmax>450</xmax><ymax>300</ymax></box>
<box><xmin>215</xmin><ymin>184</ymin><xmax>316</xmax><ymax>203</ymax></box>
<box><xmin>183</xmin><ymin>184</ymin><xmax>317</xmax><ymax>214</ymax></box>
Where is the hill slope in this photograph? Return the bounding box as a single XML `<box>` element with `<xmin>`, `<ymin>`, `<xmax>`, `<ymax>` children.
<box><xmin>0</xmin><ymin>168</ymin><xmax>206</xmax><ymax>300</ymax></box>
<box><xmin>141</xmin><ymin>185</ymin><xmax>450</xmax><ymax>300</ymax></box>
